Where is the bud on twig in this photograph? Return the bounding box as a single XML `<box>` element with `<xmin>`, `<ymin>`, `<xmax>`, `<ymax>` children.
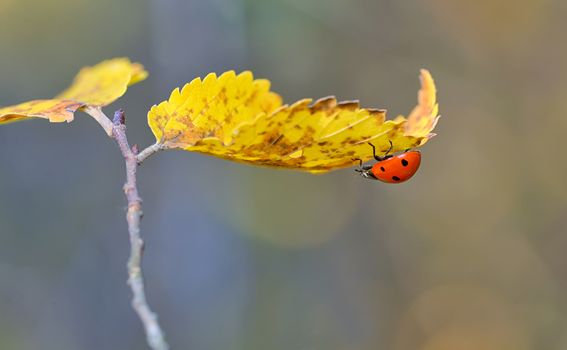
<box><xmin>113</xmin><ymin>109</ymin><xmax>126</xmax><ymax>125</ymax></box>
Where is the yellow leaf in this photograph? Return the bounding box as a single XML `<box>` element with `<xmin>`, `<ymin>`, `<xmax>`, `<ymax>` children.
<box><xmin>0</xmin><ymin>58</ymin><xmax>147</xmax><ymax>125</ymax></box>
<box><xmin>148</xmin><ymin>71</ymin><xmax>282</xmax><ymax>145</ymax></box>
<box><xmin>56</xmin><ymin>58</ymin><xmax>147</xmax><ymax>106</ymax></box>
<box><xmin>148</xmin><ymin>70</ymin><xmax>440</xmax><ymax>173</ymax></box>
<box><xmin>0</xmin><ymin>100</ymin><xmax>84</xmax><ymax>124</ymax></box>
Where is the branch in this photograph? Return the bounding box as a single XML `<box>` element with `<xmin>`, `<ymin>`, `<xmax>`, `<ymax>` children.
<box><xmin>112</xmin><ymin>109</ymin><xmax>169</xmax><ymax>350</ymax></box>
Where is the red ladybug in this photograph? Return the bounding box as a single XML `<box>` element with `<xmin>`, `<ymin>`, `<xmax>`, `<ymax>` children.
<box><xmin>354</xmin><ymin>141</ymin><xmax>421</xmax><ymax>183</ymax></box>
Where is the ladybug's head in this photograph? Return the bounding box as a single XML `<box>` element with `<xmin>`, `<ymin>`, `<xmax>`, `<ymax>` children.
<box><xmin>354</xmin><ymin>166</ymin><xmax>377</xmax><ymax>180</ymax></box>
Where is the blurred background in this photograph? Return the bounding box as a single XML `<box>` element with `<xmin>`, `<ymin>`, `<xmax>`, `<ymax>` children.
<box><xmin>1</xmin><ymin>0</ymin><xmax>567</xmax><ymax>349</ymax></box>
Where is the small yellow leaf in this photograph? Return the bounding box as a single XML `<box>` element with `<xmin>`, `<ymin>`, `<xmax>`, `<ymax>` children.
<box><xmin>56</xmin><ymin>58</ymin><xmax>147</xmax><ymax>106</ymax></box>
<box><xmin>0</xmin><ymin>99</ymin><xmax>84</xmax><ymax>124</ymax></box>
<box><xmin>0</xmin><ymin>58</ymin><xmax>147</xmax><ymax>125</ymax></box>
<box><xmin>148</xmin><ymin>69</ymin><xmax>440</xmax><ymax>173</ymax></box>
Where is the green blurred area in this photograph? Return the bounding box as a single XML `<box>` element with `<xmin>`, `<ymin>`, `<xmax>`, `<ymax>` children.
<box><xmin>1</xmin><ymin>0</ymin><xmax>567</xmax><ymax>349</ymax></box>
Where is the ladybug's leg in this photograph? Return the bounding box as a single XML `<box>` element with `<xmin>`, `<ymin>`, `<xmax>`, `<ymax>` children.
<box><xmin>352</xmin><ymin>158</ymin><xmax>372</xmax><ymax>172</ymax></box>
<box><xmin>369</xmin><ymin>140</ymin><xmax>393</xmax><ymax>161</ymax></box>
<box><xmin>368</xmin><ymin>143</ymin><xmax>381</xmax><ymax>161</ymax></box>
<box><xmin>384</xmin><ymin>140</ymin><xmax>393</xmax><ymax>156</ymax></box>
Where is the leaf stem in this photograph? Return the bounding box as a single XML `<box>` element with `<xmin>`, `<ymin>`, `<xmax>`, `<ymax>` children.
<box><xmin>112</xmin><ymin>109</ymin><xmax>169</xmax><ymax>350</ymax></box>
<box><xmin>137</xmin><ymin>142</ymin><xmax>164</xmax><ymax>164</ymax></box>
<box><xmin>83</xmin><ymin>106</ymin><xmax>114</xmax><ymax>136</ymax></box>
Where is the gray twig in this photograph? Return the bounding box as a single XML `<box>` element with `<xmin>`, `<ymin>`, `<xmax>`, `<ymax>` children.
<box><xmin>111</xmin><ymin>109</ymin><xmax>169</xmax><ymax>350</ymax></box>
<box><xmin>137</xmin><ymin>142</ymin><xmax>164</xmax><ymax>164</ymax></box>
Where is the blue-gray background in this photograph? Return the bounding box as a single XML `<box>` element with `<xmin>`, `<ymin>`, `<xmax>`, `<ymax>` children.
<box><xmin>1</xmin><ymin>0</ymin><xmax>567</xmax><ymax>349</ymax></box>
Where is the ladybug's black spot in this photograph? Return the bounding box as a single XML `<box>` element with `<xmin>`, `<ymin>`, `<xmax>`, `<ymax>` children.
<box><xmin>401</xmin><ymin>159</ymin><xmax>409</xmax><ymax>166</ymax></box>
<box><xmin>392</xmin><ymin>176</ymin><xmax>401</xmax><ymax>181</ymax></box>
<box><xmin>380</xmin><ymin>166</ymin><xmax>386</xmax><ymax>172</ymax></box>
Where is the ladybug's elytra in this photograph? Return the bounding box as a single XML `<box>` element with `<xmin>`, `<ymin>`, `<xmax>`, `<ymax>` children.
<box><xmin>354</xmin><ymin>141</ymin><xmax>421</xmax><ymax>183</ymax></box>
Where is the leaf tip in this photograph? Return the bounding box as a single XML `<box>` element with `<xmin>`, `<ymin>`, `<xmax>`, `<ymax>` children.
<box><xmin>337</xmin><ymin>99</ymin><xmax>360</xmax><ymax>111</ymax></box>
<box><xmin>220</xmin><ymin>70</ymin><xmax>237</xmax><ymax>80</ymax></box>
<box><xmin>312</xmin><ymin>96</ymin><xmax>338</xmax><ymax>111</ymax></box>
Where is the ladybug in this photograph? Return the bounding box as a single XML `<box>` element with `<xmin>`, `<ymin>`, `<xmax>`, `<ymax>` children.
<box><xmin>354</xmin><ymin>141</ymin><xmax>421</xmax><ymax>183</ymax></box>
